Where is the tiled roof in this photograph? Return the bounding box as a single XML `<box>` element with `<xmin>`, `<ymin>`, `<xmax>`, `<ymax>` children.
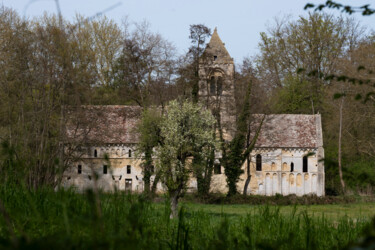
<box><xmin>251</xmin><ymin>114</ymin><xmax>323</xmax><ymax>148</ymax></box>
<box><xmin>66</xmin><ymin>106</ymin><xmax>323</xmax><ymax>148</ymax></box>
<box><xmin>66</xmin><ymin>105</ymin><xmax>142</xmax><ymax>144</ymax></box>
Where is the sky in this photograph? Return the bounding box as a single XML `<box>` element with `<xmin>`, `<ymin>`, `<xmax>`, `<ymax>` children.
<box><xmin>2</xmin><ymin>0</ymin><xmax>375</xmax><ymax>63</ymax></box>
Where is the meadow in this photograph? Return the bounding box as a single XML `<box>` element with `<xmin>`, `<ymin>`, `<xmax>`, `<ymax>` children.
<box><xmin>0</xmin><ymin>186</ymin><xmax>374</xmax><ymax>249</ymax></box>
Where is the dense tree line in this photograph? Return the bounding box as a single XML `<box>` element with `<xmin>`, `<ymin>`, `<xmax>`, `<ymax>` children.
<box><xmin>253</xmin><ymin>12</ymin><xmax>375</xmax><ymax>194</ymax></box>
<box><xmin>0</xmin><ymin>5</ymin><xmax>374</xmax><ymax>195</ymax></box>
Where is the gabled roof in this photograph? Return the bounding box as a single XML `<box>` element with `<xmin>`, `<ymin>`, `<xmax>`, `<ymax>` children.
<box><xmin>251</xmin><ymin>114</ymin><xmax>323</xmax><ymax>148</ymax></box>
<box><xmin>66</xmin><ymin>106</ymin><xmax>323</xmax><ymax>148</ymax></box>
<box><xmin>203</xmin><ymin>28</ymin><xmax>233</xmax><ymax>63</ymax></box>
<box><xmin>66</xmin><ymin>106</ymin><xmax>142</xmax><ymax>144</ymax></box>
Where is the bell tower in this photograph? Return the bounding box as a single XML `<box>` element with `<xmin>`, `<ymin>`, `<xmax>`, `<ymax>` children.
<box><xmin>198</xmin><ymin>28</ymin><xmax>235</xmax><ymax>138</ymax></box>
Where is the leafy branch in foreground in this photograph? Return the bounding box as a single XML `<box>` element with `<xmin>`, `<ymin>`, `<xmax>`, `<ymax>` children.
<box><xmin>305</xmin><ymin>1</ymin><xmax>375</xmax><ymax>15</ymax></box>
<box><xmin>297</xmin><ymin>66</ymin><xmax>375</xmax><ymax>103</ymax></box>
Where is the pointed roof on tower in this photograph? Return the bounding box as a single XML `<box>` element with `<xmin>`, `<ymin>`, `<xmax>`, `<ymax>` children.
<box><xmin>203</xmin><ymin>27</ymin><xmax>233</xmax><ymax>63</ymax></box>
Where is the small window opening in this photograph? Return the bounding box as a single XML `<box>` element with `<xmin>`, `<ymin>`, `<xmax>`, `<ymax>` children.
<box><xmin>94</xmin><ymin>149</ymin><xmax>97</xmax><ymax>158</ymax></box>
<box><xmin>128</xmin><ymin>149</ymin><xmax>132</xmax><ymax>158</ymax></box>
<box><xmin>127</xmin><ymin>165</ymin><xmax>131</xmax><ymax>174</ymax></box>
<box><xmin>256</xmin><ymin>154</ymin><xmax>262</xmax><ymax>171</ymax></box>
<box><xmin>290</xmin><ymin>162</ymin><xmax>294</xmax><ymax>172</ymax></box>
<box><xmin>214</xmin><ymin>164</ymin><xmax>221</xmax><ymax>174</ymax></box>
<box><xmin>78</xmin><ymin>165</ymin><xmax>82</xmax><ymax>174</ymax></box>
<box><xmin>213</xmin><ymin>55</ymin><xmax>217</xmax><ymax>61</ymax></box>
<box><xmin>103</xmin><ymin>165</ymin><xmax>108</xmax><ymax>174</ymax></box>
<box><xmin>210</xmin><ymin>76</ymin><xmax>216</xmax><ymax>95</ymax></box>
<box><xmin>303</xmin><ymin>156</ymin><xmax>308</xmax><ymax>172</ymax></box>
<box><xmin>150</xmin><ymin>165</ymin><xmax>155</xmax><ymax>174</ymax></box>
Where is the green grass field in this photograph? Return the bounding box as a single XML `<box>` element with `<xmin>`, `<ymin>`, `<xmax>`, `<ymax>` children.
<box><xmin>181</xmin><ymin>202</ymin><xmax>375</xmax><ymax>220</ymax></box>
<box><xmin>0</xmin><ymin>186</ymin><xmax>374</xmax><ymax>249</ymax></box>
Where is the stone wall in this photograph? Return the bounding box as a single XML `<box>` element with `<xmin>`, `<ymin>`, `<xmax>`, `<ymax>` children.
<box><xmin>209</xmin><ymin>148</ymin><xmax>324</xmax><ymax>196</ymax></box>
<box><xmin>63</xmin><ymin>146</ymin><xmax>324</xmax><ymax>197</ymax></box>
<box><xmin>62</xmin><ymin>144</ymin><xmax>152</xmax><ymax>193</ymax></box>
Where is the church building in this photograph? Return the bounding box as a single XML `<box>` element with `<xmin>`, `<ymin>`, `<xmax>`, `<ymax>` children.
<box><xmin>63</xmin><ymin>28</ymin><xmax>325</xmax><ymax>196</ymax></box>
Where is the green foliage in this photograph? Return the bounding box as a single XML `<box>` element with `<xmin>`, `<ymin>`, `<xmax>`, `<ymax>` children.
<box><xmin>192</xmin><ymin>145</ymin><xmax>215</xmax><ymax>196</ymax></box>
<box><xmin>0</xmin><ymin>186</ymin><xmax>373</xmax><ymax>249</ymax></box>
<box><xmin>221</xmin><ymin>83</ymin><xmax>251</xmax><ymax>196</ymax></box>
<box><xmin>344</xmin><ymin>160</ymin><xmax>375</xmax><ymax>194</ymax></box>
<box><xmin>273</xmin><ymin>75</ymin><xmax>319</xmax><ymax>114</ymax></box>
<box><xmin>305</xmin><ymin>1</ymin><xmax>375</xmax><ymax>16</ymax></box>
<box><xmin>222</xmin><ymin>82</ymin><xmax>264</xmax><ymax>196</ymax></box>
<box><xmin>156</xmin><ymin>100</ymin><xmax>217</xmax><ymax>194</ymax></box>
<box><xmin>0</xmin><ymin>141</ymin><xmax>22</xmax><ymax>185</ymax></box>
<box><xmin>137</xmin><ymin>108</ymin><xmax>162</xmax><ymax>194</ymax></box>
<box><xmin>256</xmin><ymin>12</ymin><xmax>356</xmax><ymax>112</ymax></box>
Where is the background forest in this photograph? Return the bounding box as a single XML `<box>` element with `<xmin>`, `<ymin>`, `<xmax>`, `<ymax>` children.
<box><xmin>0</xmin><ymin>5</ymin><xmax>375</xmax><ymax>195</ymax></box>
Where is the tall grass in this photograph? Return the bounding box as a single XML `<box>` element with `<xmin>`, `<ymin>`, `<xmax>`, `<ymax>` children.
<box><xmin>0</xmin><ymin>185</ymin><xmax>372</xmax><ymax>249</ymax></box>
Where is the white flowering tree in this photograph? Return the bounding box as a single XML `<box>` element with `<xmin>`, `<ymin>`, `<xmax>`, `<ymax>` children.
<box><xmin>156</xmin><ymin>100</ymin><xmax>216</xmax><ymax>218</ymax></box>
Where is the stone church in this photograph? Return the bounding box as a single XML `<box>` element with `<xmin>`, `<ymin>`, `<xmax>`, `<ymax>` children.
<box><xmin>63</xmin><ymin>28</ymin><xmax>325</xmax><ymax>196</ymax></box>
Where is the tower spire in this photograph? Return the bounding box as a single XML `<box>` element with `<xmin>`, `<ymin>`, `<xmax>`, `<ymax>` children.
<box><xmin>205</xmin><ymin>27</ymin><xmax>233</xmax><ymax>63</ymax></box>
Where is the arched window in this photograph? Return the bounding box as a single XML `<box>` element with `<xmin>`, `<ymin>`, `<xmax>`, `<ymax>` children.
<box><xmin>94</xmin><ymin>149</ymin><xmax>97</xmax><ymax>158</ymax></box>
<box><xmin>217</xmin><ymin>77</ymin><xmax>223</xmax><ymax>95</ymax></box>
<box><xmin>128</xmin><ymin>149</ymin><xmax>132</xmax><ymax>158</ymax></box>
<box><xmin>210</xmin><ymin>76</ymin><xmax>216</xmax><ymax>95</ymax></box>
<box><xmin>303</xmin><ymin>156</ymin><xmax>308</xmax><ymax>172</ymax></box>
<box><xmin>290</xmin><ymin>162</ymin><xmax>294</xmax><ymax>172</ymax></box>
<box><xmin>256</xmin><ymin>154</ymin><xmax>262</xmax><ymax>171</ymax></box>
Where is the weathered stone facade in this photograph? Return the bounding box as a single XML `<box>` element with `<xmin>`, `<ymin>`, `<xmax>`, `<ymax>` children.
<box><xmin>209</xmin><ymin>114</ymin><xmax>325</xmax><ymax>196</ymax></box>
<box><xmin>63</xmin><ymin>29</ymin><xmax>325</xmax><ymax>196</ymax></box>
<box><xmin>198</xmin><ymin>28</ymin><xmax>236</xmax><ymax>139</ymax></box>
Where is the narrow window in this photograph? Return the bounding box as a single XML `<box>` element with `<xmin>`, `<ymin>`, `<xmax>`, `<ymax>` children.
<box><xmin>127</xmin><ymin>165</ymin><xmax>131</xmax><ymax>174</ymax></box>
<box><xmin>94</xmin><ymin>149</ymin><xmax>97</xmax><ymax>158</ymax></box>
<box><xmin>290</xmin><ymin>162</ymin><xmax>294</xmax><ymax>172</ymax></box>
<box><xmin>303</xmin><ymin>156</ymin><xmax>308</xmax><ymax>172</ymax></box>
<box><xmin>150</xmin><ymin>165</ymin><xmax>155</xmax><ymax>174</ymax></box>
<box><xmin>256</xmin><ymin>154</ymin><xmax>262</xmax><ymax>171</ymax></box>
<box><xmin>103</xmin><ymin>165</ymin><xmax>108</xmax><ymax>174</ymax></box>
<box><xmin>213</xmin><ymin>55</ymin><xmax>217</xmax><ymax>61</ymax></box>
<box><xmin>214</xmin><ymin>164</ymin><xmax>221</xmax><ymax>174</ymax></box>
<box><xmin>78</xmin><ymin>165</ymin><xmax>82</xmax><ymax>174</ymax></box>
<box><xmin>217</xmin><ymin>76</ymin><xmax>223</xmax><ymax>95</ymax></box>
<box><xmin>128</xmin><ymin>149</ymin><xmax>132</xmax><ymax>158</ymax></box>
<box><xmin>210</xmin><ymin>76</ymin><xmax>216</xmax><ymax>95</ymax></box>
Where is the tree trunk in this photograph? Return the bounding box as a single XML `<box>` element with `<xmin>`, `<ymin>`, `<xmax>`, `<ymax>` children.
<box><xmin>151</xmin><ymin>171</ymin><xmax>161</xmax><ymax>195</ymax></box>
<box><xmin>243</xmin><ymin>157</ymin><xmax>251</xmax><ymax>195</ymax></box>
<box><xmin>338</xmin><ymin>96</ymin><xmax>346</xmax><ymax>193</ymax></box>
<box><xmin>170</xmin><ymin>190</ymin><xmax>179</xmax><ymax>219</ymax></box>
<box><xmin>143</xmin><ymin>150</ymin><xmax>153</xmax><ymax>195</ymax></box>
<box><xmin>195</xmin><ymin>148</ymin><xmax>214</xmax><ymax>196</ymax></box>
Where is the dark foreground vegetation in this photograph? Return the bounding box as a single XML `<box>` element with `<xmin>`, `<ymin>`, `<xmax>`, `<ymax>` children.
<box><xmin>0</xmin><ymin>186</ymin><xmax>375</xmax><ymax>249</ymax></box>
